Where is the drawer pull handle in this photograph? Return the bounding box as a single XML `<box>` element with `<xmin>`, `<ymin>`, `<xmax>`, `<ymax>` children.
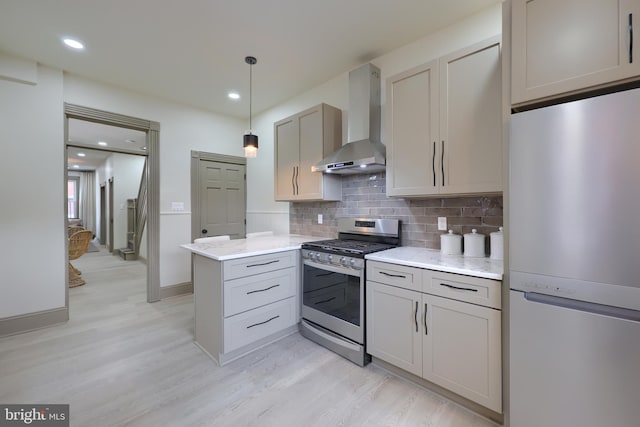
<box><xmin>380</xmin><ymin>271</ymin><xmax>406</xmax><ymax>279</ymax></box>
<box><xmin>246</xmin><ymin>315</ymin><xmax>280</xmax><ymax>329</ymax></box>
<box><xmin>246</xmin><ymin>260</ymin><xmax>280</xmax><ymax>268</ymax></box>
<box><xmin>414</xmin><ymin>301</ymin><xmax>418</xmax><ymax>332</ymax></box>
<box><xmin>424</xmin><ymin>303</ymin><xmax>428</xmax><ymax>335</ymax></box>
<box><xmin>440</xmin><ymin>283</ymin><xmax>478</xmax><ymax>292</ymax></box>
<box><xmin>246</xmin><ymin>284</ymin><xmax>280</xmax><ymax>295</ymax></box>
<box><xmin>314</xmin><ymin>296</ymin><xmax>336</xmax><ymax>305</ymax></box>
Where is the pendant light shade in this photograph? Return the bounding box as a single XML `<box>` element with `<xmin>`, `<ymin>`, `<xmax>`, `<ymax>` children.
<box><xmin>243</xmin><ymin>56</ymin><xmax>258</xmax><ymax>158</ymax></box>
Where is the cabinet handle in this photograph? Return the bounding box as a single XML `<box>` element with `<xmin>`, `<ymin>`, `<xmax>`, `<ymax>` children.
<box><xmin>414</xmin><ymin>300</ymin><xmax>418</xmax><ymax>332</ymax></box>
<box><xmin>424</xmin><ymin>303</ymin><xmax>428</xmax><ymax>335</ymax></box>
<box><xmin>292</xmin><ymin>167</ymin><xmax>296</xmax><ymax>195</ymax></box>
<box><xmin>295</xmin><ymin>166</ymin><xmax>299</xmax><ymax>194</ymax></box>
<box><xmin>314</xmin><ymin>296</ymin><xmax>336</xmax><ymax>305</ymax></box>
<box><xmin>246</xmin><ymin>315</ymin><xmax>279</xmax><ymax>329</ymax></box>
<box><xmin>440</xmin><ymin>283</ymin><xmax>478</xmax><ymax>292</ymax></box>
<box><xmin>432</xmin><ymin>141</ymin><xmax>436</xmax><ymax>186</ymax></box>
<box><xmin>441</xmin><ymin>140</ymin><xmax>445</xmax><ymax>186</ymax></box>
<box><xmin>246</xmin><ymin>260</ymin><xmax>280</xmax><ymax>268</ymax></box>
<box><xmin>380</xmin><ymin>271</ymin><xmax>406</xmax><ymax>279</ymax></box>
<box><xmin>246</xmin><ymin>284</ymin><xmax>280</xmax><ymax>295</ymax></box>
<box><xmin>630</xmin><ymin>13</ymin><xmax>634</xmax><ymax>63</ymax></box>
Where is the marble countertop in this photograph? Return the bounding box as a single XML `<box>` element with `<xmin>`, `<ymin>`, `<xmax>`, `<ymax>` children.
<box><xmin>180</xmin><ymin>234</ymin><xmax>327</xmax><ymax>261</ymax></box>
<box><xmin>365</xmin><ymin>246</ymin><xmax>503</xmax><ymax>280</ymax></box>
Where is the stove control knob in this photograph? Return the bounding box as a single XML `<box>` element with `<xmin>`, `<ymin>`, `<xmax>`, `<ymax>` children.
<box><xmin>350</xmin><ymin>259</ymin><xmax>356</xmax><ymax>267</ymax></box>
<box><xmin>305</xmin><ymin>251</ymin><xmax>313</xmax><ymax>259</ymax></box>
<box><xmin>340</xmin><ymin>257</ymin><xmax>347</xmax><ymax>266</ymax></box>
<box><xmin>315</xmin><ymin>253</ymin><xmax>322</xmax><ymax>261</ymax></box>
<box><xmin>327</xmin><ymin>255</ymin><xmax>333</xmax><ymax>263</ymax></box>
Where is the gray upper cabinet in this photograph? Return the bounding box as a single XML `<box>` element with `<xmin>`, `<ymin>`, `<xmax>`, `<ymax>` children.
<box><xmin>386</xmin><ymin>37</ymin><xmax>502</xmax><ymax>197</ymax></box>
<box><xmin>274</xmin><ymin>103</ymin><xmax>342</xmax><ymax>201</ymax></box>
<box><xmin>512</xmin><ymin>0</ymin><xmax>640</xmax><ymax>107</ymax></box>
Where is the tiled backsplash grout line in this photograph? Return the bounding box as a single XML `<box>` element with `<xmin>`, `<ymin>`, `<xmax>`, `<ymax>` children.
<box><xmin>290</xmin><ymin>172</ymin><xmax>503</xmax><ymax>253</ymax></box>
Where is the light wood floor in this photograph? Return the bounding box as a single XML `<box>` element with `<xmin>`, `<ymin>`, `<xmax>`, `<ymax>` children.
<box><xmin>0</xmin><ymin>248</ymin><xmax>498</xmax><ymax>427</ymax></box>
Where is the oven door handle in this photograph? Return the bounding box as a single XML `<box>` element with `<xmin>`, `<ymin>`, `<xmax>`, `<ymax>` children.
<box><xmin>303</xmin><ymin>259</ymin><xmax>363</xmax><ymax>277</ymax></box>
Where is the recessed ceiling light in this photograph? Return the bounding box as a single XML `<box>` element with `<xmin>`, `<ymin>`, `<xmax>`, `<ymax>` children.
<box><xmin>141</xmin><ymin>146</ymin><xmax>147</xmax><ymax>151</ymax></box>
<box><xmin>125</xmin><ymin>139</ymin><xmax>136</xmax><ymax>143</ymax></box>
<box><xmin>77</xmin><ymin>152</ymin><xmax>86</xmax><ymax>157</ymax></box>
<box><xmin>98</xmin><ymin>141</ymin><xmax>108</xmax><ymax>146</ymax></box>
<box><xmin>72</xmin><ymin>165</ymin><xmax>80</xmax><ymax>169</ymax></box>
<box><xmin>63</xmin><ymin>38</ymin><xmax>84</xmax><ymax>50</ymax></box>
<box><xmin>228</xmin><ymin>91</ymin><xmax>240</xmax><ymax>100</ymax></box>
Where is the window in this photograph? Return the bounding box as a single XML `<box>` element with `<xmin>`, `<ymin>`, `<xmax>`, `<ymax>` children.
<box><xmin>68</xmin><ymin>177</ymin><xmax>79</xmax><ymax>219</ymax></box>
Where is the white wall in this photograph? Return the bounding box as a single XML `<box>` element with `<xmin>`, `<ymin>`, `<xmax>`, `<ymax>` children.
<box><xmin>0</xmin><ymin>63</ymin><xmax>65</xmax><ymax>318</ymax></box>
<box><xmin>247</xmin><ymin>4</ymin><xmax>503</xmax><ymax>234</ymax></box>
<box><xmin>63</xmin><ymin>74</ymin><xmax>245</xmax><ymax>287</ymax></box>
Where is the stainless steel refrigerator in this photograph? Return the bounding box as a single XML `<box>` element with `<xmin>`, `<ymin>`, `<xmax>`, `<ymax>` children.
<box><xmin>510</xmin><ymin>88</ymin><xmax>640</xmax><ymax>427</ymax></box>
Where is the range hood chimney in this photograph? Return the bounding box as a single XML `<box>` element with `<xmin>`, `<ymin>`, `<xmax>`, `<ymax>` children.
<box><xmin>312</xmin><ymin>63</ymin><xmax>386</xmax><ymax>174</ymax></box>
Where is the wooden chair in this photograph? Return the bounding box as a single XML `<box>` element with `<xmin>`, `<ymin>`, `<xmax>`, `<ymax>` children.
<box><xmin>194</xmin><ymin>235</ymin><xmax>231</xmax><ymax>243</ymax></box>
<box><xmin>68</xmin><ymin>230</ymin><xmax>93</xmax><ymax>288</ymax></box>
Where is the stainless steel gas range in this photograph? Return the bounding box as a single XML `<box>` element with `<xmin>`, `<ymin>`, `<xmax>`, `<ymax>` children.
<box><xmin>299</xmin><ymin>218</ymin><xmax>400</xmax><ymax>366</ymax></box>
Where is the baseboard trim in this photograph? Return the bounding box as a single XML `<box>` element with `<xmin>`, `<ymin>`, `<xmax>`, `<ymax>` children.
<box><xmin>0</xmin><ymin>307</ymin><xmax>68</xmax><ymax>338</ymax></box>
<box><xmin>159</xmin><ymin>282</ymin><xmax>193</xmax><ymax>299</ymax></box>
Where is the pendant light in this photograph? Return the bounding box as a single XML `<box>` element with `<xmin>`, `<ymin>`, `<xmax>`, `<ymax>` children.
<box><xmin>243</xmin><ymin>56</ymin><xmax>258</xmax><ymax>158</ymax></box>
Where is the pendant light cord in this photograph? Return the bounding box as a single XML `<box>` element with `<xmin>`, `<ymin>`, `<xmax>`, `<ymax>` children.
<box><xmin>249</xmin><ymin>61</ymin><xmax>252</xmax><ymax>130</ymax></box>
<box><xmin>245</xmin><ymin>56</ymin><xmax>257</xmax><ymax>132</ymax></box>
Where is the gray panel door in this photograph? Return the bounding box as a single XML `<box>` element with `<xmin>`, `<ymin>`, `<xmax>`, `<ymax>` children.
<box><xmin>199</xmin><ymin>159</ymin><xmax>246</xmax><ymax>239</ymax></box>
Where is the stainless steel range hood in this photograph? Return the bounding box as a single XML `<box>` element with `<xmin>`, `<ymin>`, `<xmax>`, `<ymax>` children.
<box><xmin>312</xmin><ymin>63</ymin><xmax>385</xmax><ymax>174</ymax></box>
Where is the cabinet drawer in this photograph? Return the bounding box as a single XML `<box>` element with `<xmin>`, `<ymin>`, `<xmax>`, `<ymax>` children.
<box><xmin>224</xmin><ymin>267</ymin><xmax>297</xmax><ymax>317</ymax></box>
<box><xmin>223</xmin><ymin>297</ymin><xmax>297</xmax><ymax>353</ymax></box>
<box><xmin>223</xmin><ymin>250</ymin><xmax>297</xmax><ymax>281</ymax></box>
<box><xmin>367</xmin><ymin>261</ymin><xmax>422</xmax><ymax>292</ymax></box>
<box><xmin>423</xmin><ymin>270</ymin><xmax>501</xmax><ymax>309</ymax></box>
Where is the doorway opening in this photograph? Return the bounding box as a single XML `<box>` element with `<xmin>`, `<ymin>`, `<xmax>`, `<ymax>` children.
<box><xmin>64</xmin><ymin>104</ymin><xmax>160</xmax><ymax>307</ymax></box>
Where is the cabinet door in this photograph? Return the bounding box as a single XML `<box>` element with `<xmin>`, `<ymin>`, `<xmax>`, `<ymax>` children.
<box><xmin>366</xmin><ymin>281</ymin><xmax>422</xmax><ymax>376</ymax></box>
<box><xmin>297</xmin><ymin>106</ymin><xmax>324</xmax><ymax>199</ymax></box>
<box><xmin>423</xmin><ymin>293</ymin><xmax>502</xmax><ymax>413</ymax></box>
<box><xmin>440</xmin><ymin>37</ymin><xmax>502</xmax><ymax>195</ymax></box>
<box><xmin>386</xmin><ymin>60</ymin><xmax>440</xmax><ymax>196</ymax></box>
<box><xmin>512</xmin><ymin>0</ymin><xmax>640</xmax><ymax>106</ymax></box>
<box><xmin>274</xmin><ymin>116</ymin><xmax>299</xmax><ymax>201</ymax></box>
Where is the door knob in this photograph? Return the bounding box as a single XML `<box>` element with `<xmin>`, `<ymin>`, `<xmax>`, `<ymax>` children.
<box><xmin>201</xmin><ymin>229</ymin><xmax>208</xmax><ymax>234</ymax></box>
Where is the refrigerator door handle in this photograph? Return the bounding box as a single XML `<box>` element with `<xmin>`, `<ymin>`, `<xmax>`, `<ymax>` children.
<box><xmin>524</xmin><ymin>292</ymin><xmax>640</xmax><ymax>322</ymax></box>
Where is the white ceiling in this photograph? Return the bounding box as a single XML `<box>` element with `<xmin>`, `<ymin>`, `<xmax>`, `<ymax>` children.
<box><xmin>0</xmin><ymin>0</ymin><xmax>500</xmax><ymax>119</ymax></box>
<box><xmin>67</xmin><ymin>119</ymin><xmax>147</xmax><ymax>171</ymax></box>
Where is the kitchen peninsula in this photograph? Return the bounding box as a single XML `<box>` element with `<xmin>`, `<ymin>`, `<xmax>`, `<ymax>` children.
<box><xmin>180</xmin><ymin>234</ymin><xmax>323</xmax><ymax>365</ymax></box>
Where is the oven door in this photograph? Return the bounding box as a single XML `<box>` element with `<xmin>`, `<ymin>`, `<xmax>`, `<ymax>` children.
<box><xmin>301</xmin><ymin>258</ymin><xmax>364</xmax><ymax>344</ymax></box>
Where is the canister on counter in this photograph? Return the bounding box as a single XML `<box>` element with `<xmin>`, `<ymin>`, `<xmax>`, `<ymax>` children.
<box><xmin>440</xmin><ymin>230</ymin><xmax>462</xmax><ymax>255</ymax></box>
<box><xmin>490</xmin><ymin>227</ymin><xmax>504</xmax><ymax>260</ymax></box>
<box><xmin>463</xmin><ymin>229</ymin><xmax>485</xmax><ymax>257</ymax></box>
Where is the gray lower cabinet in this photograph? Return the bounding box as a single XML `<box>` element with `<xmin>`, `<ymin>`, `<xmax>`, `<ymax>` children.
<box><xmin>366</xmin><ymin>260</ymin><xmax>502</xmax><ymax>413</ymax></box>
<box><xmin>193</xmin><ymin>250</ymin><xmax>299</xmax><ymax>365</ymax></box>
